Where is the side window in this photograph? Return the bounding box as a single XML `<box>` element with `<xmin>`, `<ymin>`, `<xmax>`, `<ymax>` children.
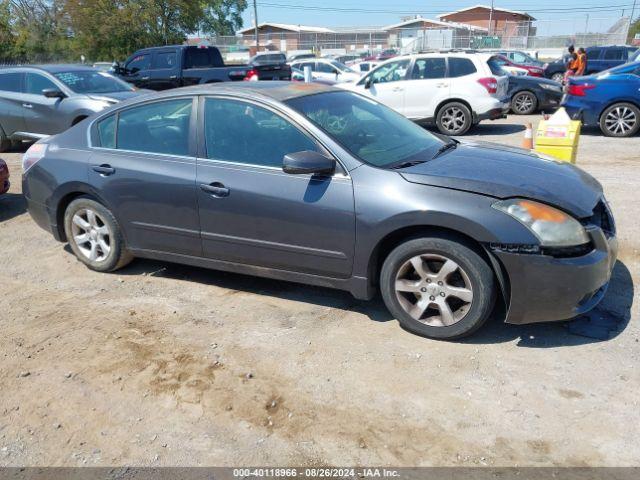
<box><xmin>97</xmin><ymin>115</ymin><xmax>116</xmax><ymax>148</ymax></box>
<box><xmin>204</xmin><ymin>98</ymin><xmax>318</xmax><ymax>168</ymax></box>
<box><xmin>512</xmin><ymin>52</ymin><xmax>527</xmax><ymax>63</ymax></box>
<box><xmin>0</xmin><ymin>72</ymin><xmax>22</xmax><ymax>92</ymax></box>
<box><xmin>299</xmin><ymin>61</ymin><xmax>315</xmax><ymax>71</ymax></box>
<box><xmin>448</xmin><ymin>58</ymin><xmax>477</xmax><ymax>78</ymax></box>
<box><xmin>586</xmin><ymin>48</ymin><xmax>602</xmax><ymax>60</ymax></box>
<box><xmin>368</xmin><ymin>59</ymin><xmax>410</xmax><ymax>84</ymax></box>
<box><xmin>116</xmin><ymin>98</ymin><xmax>192</xmax><ymax>156</ymax></box>
<box><xmin>411</xmin><ymin>58</ymin><xmax>446</xmax><ymax>80</ymax></box>
<box><xmin>126</xmin><ymin>54</ymin><xmax>151</xmax><ymax>73</ymax></box>
<box><xmin>604</xmin><ymin>49</ymin><xmax>624</xmax><ymax>61</ymax></box>
<box><xmin>317</xmin><ymin>62</ymin><xmax>337</xmax><ymax>74</ymax></box>
<box><xmin>25</xmin><ymin>73</ymin><xmax>57</xmax><ymax>95</ymax></box>
<box><xmin>154</xmin><ymin>51</ymin><xmax>177</xmax><ymax>69</ymax></box>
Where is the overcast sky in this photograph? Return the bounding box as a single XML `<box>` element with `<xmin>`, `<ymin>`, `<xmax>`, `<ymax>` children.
<box><xmin>241</xmin><ymin>0</ymin><xmax>637</xmax><ymax>35</ymax></box>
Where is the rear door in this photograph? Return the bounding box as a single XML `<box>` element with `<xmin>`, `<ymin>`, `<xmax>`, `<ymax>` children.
<box><xmin>88</xmin><ymin>96</ymin><xmax>201</xmax><ymax>256</ymax></box>
<box><xmin>402</xmin><ymin>57</ymin><xmax>449</xmax><ymax>120</ymax></box>
<box><xmin>0</xmin><ymin>71</ymin><xmax>26</xmax><ymax>137</ymax></box>
<box><xmin>586</xmin><ymin>47</ymin><xmax>603</xmax><ymax>74</ymax></box>
<box><xmin>147</xmin><ymin>49</ymin><xmax>181</xmax><ymax>90</ymax></box>
<box><xmin>601</xmin><ymin>48</ymin><xmax>625</xmax><ymax>71</ymax></box>
<box><xmin>356</xmin><ymin>58</ymin><xmax>410</xmax><ymax>114</ymax></box>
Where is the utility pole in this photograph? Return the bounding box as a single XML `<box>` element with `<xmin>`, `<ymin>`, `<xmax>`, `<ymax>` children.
<box><xmin>488</xmin><ymin>0</ymin><xmax>494</xmax><ymax>35</ymax></box>
<box><xmin>631</xmin><ymin>0</ymin><xmax>637</xmax><ymax>24</ymax></box>
<box><xmin>253</xmin><ymin>0</ymin><xmax>260</xmax><ymax>50</ymax></box>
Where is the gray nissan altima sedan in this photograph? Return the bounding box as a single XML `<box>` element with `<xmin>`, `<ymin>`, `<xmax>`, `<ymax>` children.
<box><xmin>21</xmin><ymin>82</ymin><xmax>617</xmax><ymax>339</ymax></box>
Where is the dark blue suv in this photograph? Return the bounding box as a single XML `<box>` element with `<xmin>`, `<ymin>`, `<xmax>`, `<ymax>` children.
<box><xmin>544</xmin><ymin>45</ymin><xmax>637</xmax><ymax>82</ymax></box>
<box><xmin>562</xmin><ymin>61</ymin><xmax>640</xmax><ymax>137</ymax></box>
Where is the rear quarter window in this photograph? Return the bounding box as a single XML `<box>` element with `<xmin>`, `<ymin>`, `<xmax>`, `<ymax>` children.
<box><xmin>0</xmin><ymin>72</ymin><xmax>22</xmax><ymax>92</ymax></box>
<box><xmin>97</xmin><ymin>115</ymin><xmax>116</xmax><ymax>148</ymax></box>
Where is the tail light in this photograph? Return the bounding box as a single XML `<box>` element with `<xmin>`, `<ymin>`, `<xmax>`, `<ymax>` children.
<box><xmin>567</xmin><ymin>83</ymin><xmax>595</xmax><ymax>96</ymax></box>
<box><xmin>477</xmin><ymin>77</ymin><xmax>498</xmax><ymax>94</ymax></box>
<box><xmin>22</xmin><ymin>143</ymin><xmax>48</xmax><ymax>173</ymax></box>
<box><xmin>243</xmin><ymin>69</ymin><xmax>259</xmax><ymax>81</ymax></box>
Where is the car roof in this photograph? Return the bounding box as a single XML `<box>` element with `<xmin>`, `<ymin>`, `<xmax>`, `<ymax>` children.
<box><xmin>146</xmin><ymin>81</ymin><xmax>337</xmax><ymax>103</ymax></box>
<box><xmin>0</xmin><ymin>64</ymin><xmax>98</xmax><ymax>73</ymax></box>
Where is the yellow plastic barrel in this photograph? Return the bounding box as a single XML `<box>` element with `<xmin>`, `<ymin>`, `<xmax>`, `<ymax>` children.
<box><xmin>534</xmin><ymin>108</ymin><xmax>581</xmax><ymax>163</ymax></box>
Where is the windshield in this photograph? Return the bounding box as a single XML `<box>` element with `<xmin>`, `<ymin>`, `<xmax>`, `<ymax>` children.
<box><xmin>252</xmin><ymin>54</ymin><xmax>286</xmax><ymax>63</ymax></box>
<box><xmin>330</xmin><ymin>60</ymin><xmax>355</xmax><ymax>73</ymax></box>
<box><xmin>54</xmin><ymin>70</ymin><xmax>134</xmax><ymax>93</ymax></box>
<box><xmin>286</xmin><ymin>91</ymin><xmax>443</xmax><ymax>167</ymax></box>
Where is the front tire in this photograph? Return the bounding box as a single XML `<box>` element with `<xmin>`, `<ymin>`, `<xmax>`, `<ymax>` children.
<box><xmin>380</xmin><ymin>236</ymin><xmax>496</xmax><ymax>340</ymax></box>
<box><xmin>551</xmin><ymin>72</ymin><xmax>564</xmax><ymax>83</ymax></box>
<box><xmin>599</xmin><ymin>103</ymin><xmax>640</xmax><ymax>137</ymax></box>
<box><xmin>511</xmin><ymin>91</ymin><xmax>538</xmax><ymax>115</ymax></box>
<box><xmin>436</xmin><ymin>102</ymin><xmax>472</xmax><ymax>136</ymax></box>
<box><xmin>63</xmin><ymin>197</ymin><xmax>133</xmax><ymax>272</ymax></box>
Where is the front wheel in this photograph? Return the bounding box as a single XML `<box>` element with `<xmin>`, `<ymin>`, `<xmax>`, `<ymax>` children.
<box><xmin>63</xmin><ymin>197</ymin><xmax>133</xmax><ymax>272</ymax></box>
<box><xmin>436</xmin><ymin>102</ymin><xmax>472</xmax><ymax>136</ymax></box>
<box><xmin>380</xmin><ymin>237</ymin><xmax>496</xmax><ymax>340</ymax></box>
<box><xmin>599</xmin><ymin>103</ymin><xmax>640</xmax><ymax>137</ymax></box>
<box><xmin>551</xmin><ymin>72</ymin><xmax>564</xmax><ymax>83</ymax></box>
<box><xmin>511</xmin><ymin>91</ymin><xmax>538</xmax><ymax>115</ymax></box>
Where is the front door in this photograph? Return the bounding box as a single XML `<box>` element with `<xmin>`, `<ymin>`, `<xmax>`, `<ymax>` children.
<box><xmin>147</xmin><ymin>50</ymin><xmax>181</xmax><ymax>91</ymax></box>
<box><xmin>357</xmin><ymin>59</ymin><xmax>410</xmax><ymax>114</ymax></box>
<box><xmin>196</xmin><ymin>96</ymin><xmax>355</xmax><ymax>278</ymax></box>
<box><xmin>22</xmin><ymin>72</ymin><xmax>65</xmax><ymax>136</ymax></box>
<box><xmin>121</xmin><ymin>53</ymin><xmax>153</xmax><ymax>89</ymax></box>
<box><xmin>88</xmin><ymin>97</ymin><xmax>201</xmax><ymax>256</ymax></box>
<box><xmin>402</xmin><ymin>57</ymin><xmax>449</xmax><ymax>121</ymax></box>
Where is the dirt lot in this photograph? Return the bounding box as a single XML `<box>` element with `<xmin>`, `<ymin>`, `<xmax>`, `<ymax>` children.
<box><xmin>0</xmin><ymin>115</ymin><xmax>638</xmax><ymax>467</ymax></box>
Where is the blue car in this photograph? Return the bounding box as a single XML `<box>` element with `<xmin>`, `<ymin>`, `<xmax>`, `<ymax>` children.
<box><xmin>561</xmin><ymin>61</ymin><xmax>640</xmax><ymax>137</ymax></box>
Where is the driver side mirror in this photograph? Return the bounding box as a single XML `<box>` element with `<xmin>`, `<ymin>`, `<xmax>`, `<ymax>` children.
<box><xmin>282</xmin><ymin>150</ymin><xmax>336</xmax><ymax>176</ymax></box>
<box><xmin>364</xmin><ymin>76</ymin><xmax>373</xmax><ymax>89</ymax></box>
<box><xmin>42</xmin><ymin>88</ymin><xmax>66</xmax><ymax>99</ymax></box>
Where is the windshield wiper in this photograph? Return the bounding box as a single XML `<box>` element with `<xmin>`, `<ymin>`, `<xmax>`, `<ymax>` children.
<box><xmin>432</xmin><ymin>140</ymin><xmax>458</xmax><ymax>159</ymax></box>
<box><xmin>389</xmin><ymin>160</ymin><xmax>427</xmax><ymax>170</ymax></box>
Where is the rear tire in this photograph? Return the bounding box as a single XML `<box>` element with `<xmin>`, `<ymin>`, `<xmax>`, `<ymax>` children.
<box><xmin>599</xmin><ymin>103</ymin><xmax>640</xmax><ymax>138</ymax></box>
<box><xmin>63</xmin><ymin>197</ymin><xmax>133</xmax><ymax>272</ymax></box>
<box><xmin>511</xmin><ymin>91</ymin><xmax>538</xmax><ymax>115</ymax></box>
<box><xmin>436</xmin><ymin>102</ymin><xmax>472</xmax><ymax>136</ymax></box>
<box><xmin>380</xmin><ymin>236</ymin><xmax>496</xmax><ymax>340</ymax></box>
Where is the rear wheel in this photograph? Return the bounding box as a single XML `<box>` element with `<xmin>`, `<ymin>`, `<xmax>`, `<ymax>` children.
<box><xmin>63</xmin><ymin>197</ymin><xmax>133</xmax><ymax>272</ymax></box>
<box><xmin>380</xmin><ymin>236</ymin><xmax>496</xmax><ymax>340</ymax></box>
<box><xmin>511</xmin><ymin>91</ymin><xmax>538</xmax><ymax>115</ymax></box>
<box><xmin>436</xmin><ymin>102</ymin><xmax>472</xmax><ymax>136</ymax></box>
<box><xmin>599</xmin><ymin>103</ymin><xmax>640</xmax><ymax>137</ymax></box>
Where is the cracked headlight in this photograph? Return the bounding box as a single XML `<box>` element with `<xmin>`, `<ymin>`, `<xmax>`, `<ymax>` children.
<box><xmin>493</xmin><ymin>199</ymin><xmax>589</xmax><ymax>247</ymax></box>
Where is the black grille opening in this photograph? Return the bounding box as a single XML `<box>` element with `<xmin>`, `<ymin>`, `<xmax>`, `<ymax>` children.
<box><xmin>583</xmin><ymin>200</ymin><xmax>615</xmax><ymax>236</ymax></box>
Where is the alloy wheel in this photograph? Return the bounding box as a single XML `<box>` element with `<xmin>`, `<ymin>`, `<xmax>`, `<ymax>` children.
<box><xmin>440</xmin><ymin>106</ymin><xmax>467</xmax><ymax>134</ymax></box>
<box><xmin>551</xmin><ymin>73</ymin><xmax>564</xmax><ymax>83</ymax></box>
<box><xmin>604</xmin><ymin>106</ymin><xmax>637</xmax><ymax>136</ymax></box>
<box><xmin>513</xmin><ymin>93</ymin><xmax>535</xmax><ymax>114</ymax></box>
<box><xmin>394</xmin><ymin>253</ymin><xmax>473</xmax><ymax>327</ymax></box>
<box><xmin>70</xmin><ymin>208</ymin><xmax>111</xmax><ymax>262</ymax></box>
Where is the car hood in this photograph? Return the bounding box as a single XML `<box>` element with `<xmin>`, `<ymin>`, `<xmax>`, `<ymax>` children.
<box><xmin>399</xmin><ymin>140</ymin><xmax>602</xmax><ymax>218</ymax></box>
<box><xmin>85</xmin><ymin>90</ymin><xmax>149</xmax><ymax>102</ymax></box>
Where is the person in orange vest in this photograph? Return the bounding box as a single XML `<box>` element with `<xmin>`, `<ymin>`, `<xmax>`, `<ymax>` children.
<box><xmin>563</xmin><ymin>45</ymin><xmax>579</xmax><ymax>83</ymax></box>
<box><xmin>576</xmin><ymin>47</ymin><xmax>587</xmax><ymax>76</ymax></box>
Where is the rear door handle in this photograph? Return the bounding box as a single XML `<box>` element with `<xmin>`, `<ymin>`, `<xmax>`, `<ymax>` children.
<box><xmin>141</xmin><ymin>76</ymin><xmax>150</xmax><ymax>81</ymax></box>
<box><xmin>92</xmin><ymin>164</ymin><xmax>115</xmax><ymax>176</ymax></box>
<box><xmin>200</xmin><ymin>182</ymin><xmax>230</xmax><ymax>197</ymax></box>
<box><xmin>169</xmin><ymin>75</ymin><xmax>177</xmax><ymax>79</ymax></box>
<box><xmin>22</xmin><ymin>103</ymin><xmax>33</xmax><ymax>109</ymax></box>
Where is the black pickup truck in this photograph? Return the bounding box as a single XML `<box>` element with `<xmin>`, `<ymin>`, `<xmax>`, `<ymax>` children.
<box><xmin>114</xmin><ymin>45</ymin><xmax>291</xmax><ymax>90</ymax></box>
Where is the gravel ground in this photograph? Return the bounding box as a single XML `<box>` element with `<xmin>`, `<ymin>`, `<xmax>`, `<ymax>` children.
<box><xmin>0</xmin><ymin>115</ymin><xmax>638</xmax><ymax>467</ymax></box>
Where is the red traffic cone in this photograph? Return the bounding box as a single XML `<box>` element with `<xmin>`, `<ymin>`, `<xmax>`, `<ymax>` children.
<box><xmin>522</xmin><ymin>122</ymin><xmax>533</xmax><ymax>150</ymax></box>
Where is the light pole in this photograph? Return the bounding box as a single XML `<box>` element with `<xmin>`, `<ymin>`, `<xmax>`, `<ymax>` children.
<box><xmin>253</xmin><ymin>0</ymin><xmax>260</xmax><ymax>50</ymax></box>
<box><xmin>488</xmin><ymin>0</ymin><xmax>494</xmax><ymax>35</ymax></box>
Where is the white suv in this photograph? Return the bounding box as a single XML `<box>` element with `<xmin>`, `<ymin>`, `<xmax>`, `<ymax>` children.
<box><xmin>339</xmin><ymin>52</ymin><xmax>509</xmax><ymax>135</ymax></box>
<box><xmin>290</xmin><ymin>58</ymin><xmax>361</xmax><ymax>83</ymax></box>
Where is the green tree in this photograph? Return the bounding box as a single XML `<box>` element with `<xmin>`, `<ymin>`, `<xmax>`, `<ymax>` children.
<box><xmin>629</xmin><ymin>17</ymin><xmax>640</xmax><ymax>43</ymax></box>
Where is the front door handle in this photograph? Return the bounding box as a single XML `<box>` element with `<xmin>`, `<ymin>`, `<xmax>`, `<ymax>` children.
<box><xmin>436</xmin><ymin>83</ymin><xmax>449</xmax><ymax>88</ymax></box>
<box><xmin>200</xmin><ymin>182</ymin><xmax>230</xmax><ymax>197</ymax></box>
<box><xmin>141</xmin><ymin>76</ymin><xmax>150</xmax><ymax>81</ymax></box>
<box><xmin>22</xmin><ymin>103</ymin><xmax>33</xmax><ymax>109</ymax></box>
<box><xmin>92</xmin><ymin>164</ymin><xmax>116</xmax><ymax>176</ymax></box>
<box><xmin>169</xmin><ymin>75</ymin><xmax>177</xmax><ymax>79</ymax></box>
<box><xmin>392</xmin><ymin>87</ymin><xmax>404</xmax><ymax>92</ymax></box>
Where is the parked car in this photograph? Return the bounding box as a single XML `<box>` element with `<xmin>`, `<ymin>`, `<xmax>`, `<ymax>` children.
<box><xmin>493</xmin><ymin>52</ymin><xmax>544</xmax><ymax>77</ymax></box>
<box><xmin>492</xmin><ymin>55</ymin><xmax>530</xmax><ymax>76</ymax></box>
<box><xmin>365</xmin><ymin>49</ymin><xmax>398</xmax><ymax>62</ymax></box>
<box><xmin>22</xmin><ymin>83</ymin><xmax>617</xmax><ymax>339</ymax></box>
<box><xmin>114</xmin><ymin>45</ymin><xmax>288</xmax><ymax>90</ymax></box>
<box><xmin>289</xmin><ymin>58</ymin><xmax>360</xmax><ymax>83</ymax></box>
<box><xmin>0</xmin><ymin>65</ymin><xmax>147</xmax><ymax>151</ymax></box>
<box><xmin>340</xmin><ymin>53</ymin><xmax>509</xmax><ymax>135</ymax></box>
<box><xmin>287</xmin><ymin>52</ymin><xmax>316</xmax><ymax>62</ymax></box>
<box><xmin>562</xmin><ymin>61</ymin><xmax>640</xmax><ymax>137</ymax></box>
<box><xmin>246</xmin><ymin>52</ymin><xmax>292</xmax><ymax>81</ymax></box>
<box><xmin>354</xmin><ymin>61</ymin><xmax>380</xmax><ymax>73</ymax></box>
<box><xmin>507</xmin><ymin>75</ymin><xmax>563</xmax><ymax>114</ymax></box>
<box><xmin>291</xmin><ymin>68</ymin><xmax>337</xmax><ymax>85</ymax></box>
<box><xmin>544</xmin><ymin>46</ymin><xmax>639</xmax><ymax>82</ymax></box>
<box><xmin>0</xmin><ymin>158</ymin><xmax>9</xmax><ymax>195</ymax></box>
